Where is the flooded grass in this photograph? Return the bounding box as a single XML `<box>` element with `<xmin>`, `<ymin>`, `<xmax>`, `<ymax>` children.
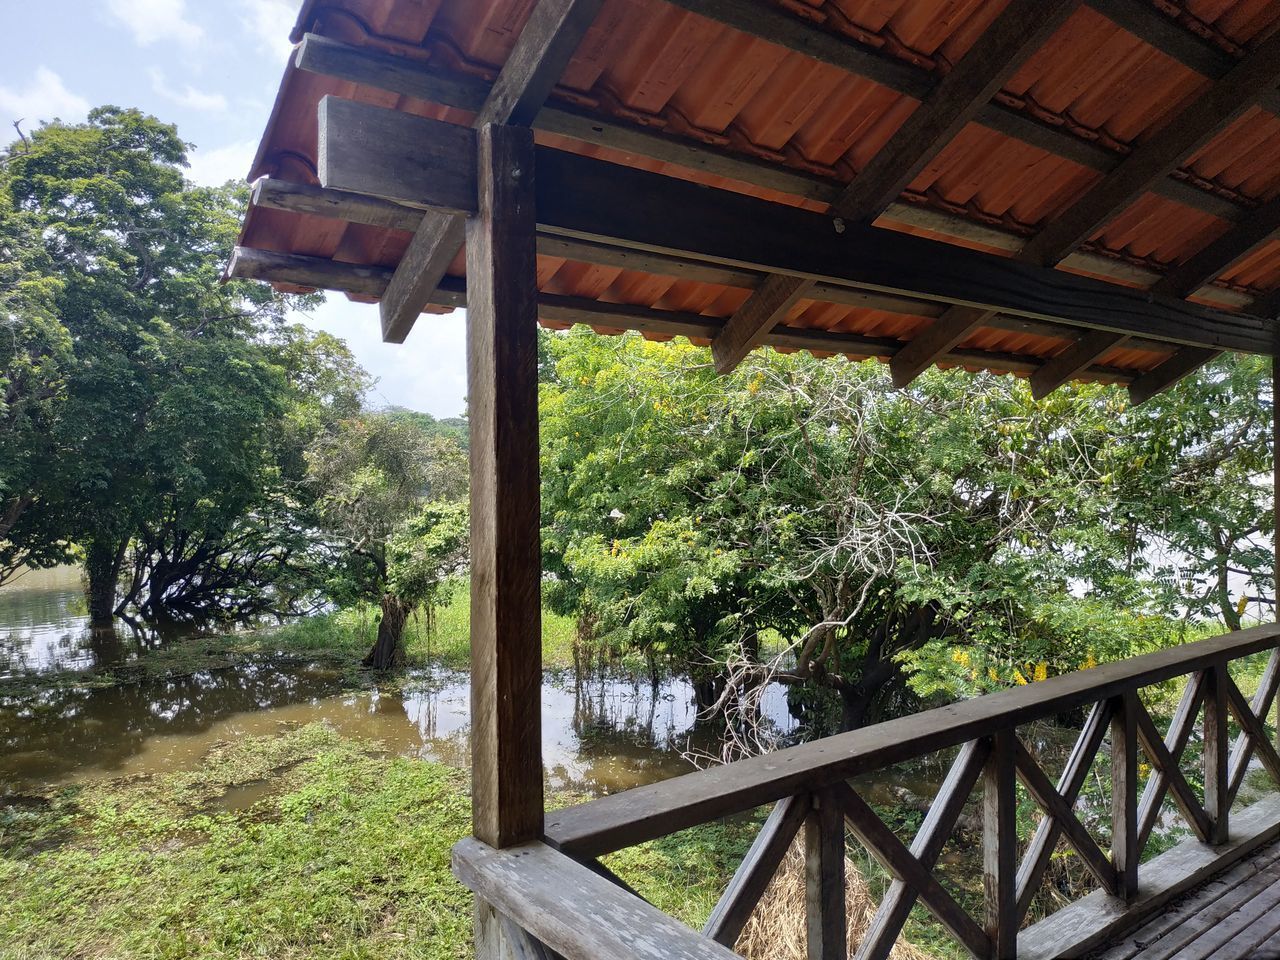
<box><xmin>0</xmin><ymin>724</ymin><xmax>476</xmax><ymax>960</ymax></box>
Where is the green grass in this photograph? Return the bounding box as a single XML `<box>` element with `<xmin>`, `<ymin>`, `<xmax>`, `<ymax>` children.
<box><xmin>0</xmin><ymin>724</ymin><xmax>476</xmax><ymax>960</ymax></box>
<box><xmin>261</xmin><ymin>583</ymin><xmax>577</xmax><ymax>671</ymax></box>
<box><xmin>0</xmin><ymin>724</ymin><xmax>766</xmax><ymax>960</ymax></box>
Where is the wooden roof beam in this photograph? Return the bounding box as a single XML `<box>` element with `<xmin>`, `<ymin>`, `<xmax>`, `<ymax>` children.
<box><xmin>1120</xmin><ymin>196</ymin><xmax>1280</xmax><ymax>404</ymax></box>
<box><xmin>646</xmin><ymin>2</ymin><xmax>1269</xmax><ymax>222</ymax></box>
<box><xmin>906</xmin><ymin>28</ymin><xmax>1280</xmax><ymax>392</ymax></box>
<box><xmin>227</xmin><ymin>246</ymin><xmax>1136</xmax><ymax>385</ymax></box>
<box><xmin>314</xmin><ymin>99</ymin><xmax>1275</xmax><ymax>355</ymax></box>
<box><xmin>711</xmin><ymin>0</ymin><xmax>1082</xmax><ymax>374</ymax></box>
<box><xmin>1021</xmin><ymin>29</ymin><xmax>1280</xmax><ymax>267</ymax></box>
<box><xmin>293</xmin><ymin>32</ymin><xmax>1258</xmax><ymax>305</ymax></box>
<box><xmin>247</xmin><ymin>176</ymin><xmax>1182</xmax><ymax>355</ymax></box>
<box><xmin>376</xmin><ymin>0</ymin><xmax>604</xmax><ymax>343</ymax></box>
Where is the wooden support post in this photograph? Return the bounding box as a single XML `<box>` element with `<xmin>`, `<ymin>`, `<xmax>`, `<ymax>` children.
<box><xmin>1110</xmin><ymin>693</ymin><xmax>1139</xmax><ymax>900</ymax></box>
<box><xmin>1275</xmin><ymin>355</ymin><xmax>1279</xmax><ymax>759</ymax></box>
<box><xmin>1204</xmin><ymin>664</ymin><xmax>1231</xmax><ymax>845</ymax></box>
<box><xmin>468</xmin><ymin>123</ymin><xmax>544</xmax><ymax>850</ymax></box>
<box><xmin>805</xmin><ymin>788</ymin><xmax>846</xmax><ymax>960</ymax></box>
<box><xmin>984</xmin><ymin>731</ymin><xmax>1018</xmax><ymax>959</ymax></box>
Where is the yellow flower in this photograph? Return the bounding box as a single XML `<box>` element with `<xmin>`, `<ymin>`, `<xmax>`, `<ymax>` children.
<box><xmin>1034</xmin><ymin>662</ymin><xmax>1048</xmax><ymax>683</ymax></box>
<box><xmin>1013</xmin><ymin>669</ymin><xmax>1028</xmax><ymax>686</ymax></box>
<box><xmin>988</xmin><ymin>667</ymin><xmax>1000</xmax><ymax>684</ymax></box>
<box><xmin>951</xmin><ymin>649</ymin><xmax>971</xmax><ymax>667</ymax></box>
<box><xmin>1083</xmin><ymin>652</ymin><xmax>1098</xmax><ymax>670</ymax></box>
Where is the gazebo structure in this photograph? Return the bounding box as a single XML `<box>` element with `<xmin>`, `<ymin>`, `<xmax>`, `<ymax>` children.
<box><xmin>230</xmin><ymin>1</ymin><xmax>1280</xmax><ymax>957</ymax></box>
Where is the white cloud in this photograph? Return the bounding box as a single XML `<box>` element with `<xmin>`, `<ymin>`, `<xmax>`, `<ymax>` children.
<box><xmin>106</xmin><ymin>0</ymin><xmax>202</xmax><ymax>46</ymax></box>
<box><xmin>297</xmin><ymin>297</ymin><xmax>469</xmax><ymax>417</ymax></box>
<box><xmin>0</xmin><ymin>67</ymin><xmax>90</xmax><ymax>126</ymax></box>
<box><xmin>238</xmin><ymin>0</ymin><xmax>300</xmax><ymax>61</ymax></box>
<box><xmin>185</xmin><ymin>137</ymin><xmax>258</xmax><ymax>187</ymax></box>
<box><xmin>148</xmin><ymin>68</ymin><xmax>228</xmax><ymax>112</ymax></box>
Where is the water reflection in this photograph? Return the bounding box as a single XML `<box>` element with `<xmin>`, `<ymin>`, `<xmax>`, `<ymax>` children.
<box><xmin>0</xmin><ymin>567</ymin><xmax>106</xmax><ymax>675</ymax></box>
<box><xmin>0</xmin><ymin>661</ymin><xmax>800</xmax><ymax>798</ymax></box>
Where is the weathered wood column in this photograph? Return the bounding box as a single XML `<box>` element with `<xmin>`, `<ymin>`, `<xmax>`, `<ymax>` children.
<box><xmin>467</xmin><ymin>122</ymin><xmax>543</xmax><ymax>849</ymax></box>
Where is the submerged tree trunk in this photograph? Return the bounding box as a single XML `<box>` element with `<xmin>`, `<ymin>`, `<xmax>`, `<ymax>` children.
<box><xmin>364</xmin><ymin>593</ymin><xmax>410</xmax><ymax>670</ymax></box>
<box><xmin>85</xmin><ymin>538</ymin><xmax>126</xmax><ymax>626</ymax></box>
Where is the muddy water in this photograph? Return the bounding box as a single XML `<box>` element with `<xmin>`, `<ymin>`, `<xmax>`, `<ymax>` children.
<box><xmin>0</xmin><ymin>569</ymin><xmax>1072</xmax><ymax>820</ymax></box>
<box><xmin>0</xmin><ymin>660</ymin><xmax>802</xmax><ymax>797</ymax></box>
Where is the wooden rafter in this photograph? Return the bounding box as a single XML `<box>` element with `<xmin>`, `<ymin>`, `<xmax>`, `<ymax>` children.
<box><xmin>309</xmin><ymin>99</ymin><xmax>1276</xmax><ymax>354</ymax></box>
<box><xmin>1023</xmin><ymin>29</ymin><xmax>1280</xmax><ymax>267</ymax></box>
<box><xmin>291</xmin><ymin>32</ymin><xmax>1258</xmax><ymax>312</ymax></box>
<box><xmin>376</xmin><ymin>0</ymin><xmax>604</xmax><ymax>343</ymax></box>
<box><xmin>918</xmin><ymin>26</ymin><xmax>1280</xmax><ymax>393</ymax></box>
<box><xmin>227</xmin><ymin>247</ymin><xmax>1145</xmax><ymax>383</ymax></box>
<box><xmin>710</xmin><ymin>0</ymin><xmax>1082</xmax><ymax>374</ymax></box>
<box><xmin>660</xmin><ymin>0</ymin><xmax>1275</xmax><ymax>225</ymax></box>
<box><xmin>1120</xmin><ymin>196</ymin><xmax>1280</xmax><ymax>403</ymax></box>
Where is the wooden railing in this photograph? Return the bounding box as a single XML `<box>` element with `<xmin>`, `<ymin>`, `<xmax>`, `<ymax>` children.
<box><xmin>453</xmin><ymin>623</ymin><xmax>1280</xmax><ymax>960</ymax></box>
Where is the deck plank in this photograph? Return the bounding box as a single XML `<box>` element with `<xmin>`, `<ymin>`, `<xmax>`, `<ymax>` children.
<box><xmin>1089</xmin><ymin>837</ymin><xmax>1280</xmax><ymax>960</ymax></box>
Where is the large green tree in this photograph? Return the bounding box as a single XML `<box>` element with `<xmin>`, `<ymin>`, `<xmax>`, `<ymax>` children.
<box><xmin>540</xmin><ymin>330</ymin><xmax>1272</xmax><ymax>734</ymax></box>
<box><xmin>0</xmin><ymin>107</ymin><xmax>321</xmax><ymax>621</ymax></box>
<box><xmin>307</xmin><ymin>412</ymin><xmax>469</xmax><ymax>668</ymax></box>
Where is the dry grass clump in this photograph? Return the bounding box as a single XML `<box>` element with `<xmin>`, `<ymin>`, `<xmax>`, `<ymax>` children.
<box><xmin>736</xmin><ymin>843</ymin><xmax>935</xmax><ymax>960</ymax></box>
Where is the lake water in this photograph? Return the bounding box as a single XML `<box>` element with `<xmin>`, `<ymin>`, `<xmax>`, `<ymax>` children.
<box><xmin>0</xmin><ymin>567</ymin><xmax>802</xmax><ymax>798</ymax></box>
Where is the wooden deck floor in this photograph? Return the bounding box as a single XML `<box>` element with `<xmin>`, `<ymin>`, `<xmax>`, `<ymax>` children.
<box><xmin>1089</xmin><ymin>841</ymin><xmax>1280</xmax><ymax>960</ymax></box>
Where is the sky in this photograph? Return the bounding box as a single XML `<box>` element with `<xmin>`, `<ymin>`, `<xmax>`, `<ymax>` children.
<box><xmin>0</xmin><ymin>0</ymin><xmax>468</xmax><ymax>418</ymax></box>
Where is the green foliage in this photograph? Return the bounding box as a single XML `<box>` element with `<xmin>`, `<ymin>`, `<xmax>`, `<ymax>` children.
<box><xmin>539</xmin><ymin>330</ymin><xmax>1274</xmax><ymax>727</ymax></box>
<box><xmin>387</xmin><ymin>501</ymin><xmax>470</xmax><ymax>611</ymax></box>
<box><xmin>0</xmin><ymin>107</ymin><xmax>357</xmax><ymax>621</ymax></box>
<box><xmin>0</xmin><ymin>724</ymin><xmax>475</xmax><ymax>960</ymax></box>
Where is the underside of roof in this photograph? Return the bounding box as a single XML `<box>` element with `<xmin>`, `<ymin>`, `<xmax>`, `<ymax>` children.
<box><xmin>234</xmin><ymin>0</ymin><xmax>1280</xmax><ymax>394</ymax></box>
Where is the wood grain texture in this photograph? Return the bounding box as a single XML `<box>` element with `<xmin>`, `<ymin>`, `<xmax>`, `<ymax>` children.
<box><xmin>1020</xmin><ymin>28</ymin><xmax>1280</xmax><ymax>266</ymax></box>
<box><xmin>835</xmin><ymin>782</ymin><xmax>989</xmax><ymax>959</ymax></box>
<box><xmin>452</xmin><ymin>838</ymin><xmax>744</xmax><ymax>960</ymax></box>
<box><xmin>226</xmin><ymin>248</ymin><xmax>1138</xmax><ymax>383</ymax></box>
<box><xmin>1016</xmin><ymin>700</ymin><xmax>1112</xmax><ymax>921</ymax></box>
<box><xmin>372</xmin><ymin>0</ymin><xmax>603</xmax><ymax>342</ymax></box>
<box><xmin>890</xmin><ymin>306</ymin><xmax>993</xmax><ymax>387</ymax></box>
<box><xmin>1093</xmin><ymin>845</ymin><xmax>1280</xmax><ymax>960</ymax></box>
<box><xmin>856</xmin><ymin>739</ymin><xmax>990</xmax><ymax>960</ymax></box>
<box><xmin>985</xmin><ymin>731</ymin><xmax>1018</xmax><ymax>960</ymax></box>
<box><xmin>292</xmin><ymin>34</ymin><xmax>1256</xmax><ymax>311</ymax></box>
<box><xmin>1013</xmin><ymin>737</ymin><xmax>1118</xmax><ymax>896</ymax></box>
<box><xmin>1018</xmin><ymin>793</ymin><xmax>1280</xmax><ymax>960</ymax></box>
<box><xmin>1031</xmin><ymin>331</ymin><xmax>1129</xmax><ymax>399</ymax></box>
<box><xmin>545</xmin><ymin>624</ymin><xmax>1280</xmax><ymax>858</ymax></box>
<box><xmin>713</xmin><ymin>0</ymin><xmax>1079</xmax><ymax>375</ymax></box>
<box><xmin>1111</xmin><ymin>693</ymin><xmax>1139</xmax><ymax>901</ymax></box>
<box><xmin>318</xmin><ymin>100</ymin><xmax>1277</xmax><ymax>356</ymax></box>
<box><xmin>1203</xmin><ymin>665</ymin><xmax>1230</xmax><ymax>848</ymax></box>
<box><xmin>704</xmin><ymin>794</ymin><xmax>810</xmax><ymax>947</ymax></box>
<box><xmin>1128</xmin><ymin>349</ymin><xmax>1221</xmax><ymax>406</ymax></box>
<box><xmin>467</xmin><ymin>125</ymin><xmax>543</xmax><ymax>848</ymax></box>
<box><xmin>1132</xmin><ymin>693</ymin><xmax>1213</xmax><ymax>845</ymax></box>
<box><xmin>1152</xmin><ymin>195</ymin><xmax>1280</xmax><ymax>299</ymax></box>
<box><xmin>805</xmin><ymin>789</ymin><xmax>846</xmax><ymax>960</ymax></box>
<box><xmin>381</xmin><ymin>211</ymin><xmax>467</xmax><ymax>344</ymax></box>
<box><xmin>475</xmin><ymin>0</ymin><xmax>605</xmax><ymax>128</ymax></box>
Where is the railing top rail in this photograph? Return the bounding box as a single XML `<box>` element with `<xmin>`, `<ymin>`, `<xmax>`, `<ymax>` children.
<box><xmin>545</xmin><ymin>622</ymin><xmax>1280</xmax><ymax>858</ymax></box>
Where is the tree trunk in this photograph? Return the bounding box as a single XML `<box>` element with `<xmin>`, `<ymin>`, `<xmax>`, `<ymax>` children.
<box><xmin>85</xmin><ymin>538</ymin><xmax>125</xmax><ymax>626</ymax></box>
<box><xmin>363</xmin><ymin>593</ymin><xmax>410</xmax><ymax>670</ymax></box>
<box><xmin>839</xmin><ymin>659</ymin><xmax>898</xmax><ymax>730</ymax></box>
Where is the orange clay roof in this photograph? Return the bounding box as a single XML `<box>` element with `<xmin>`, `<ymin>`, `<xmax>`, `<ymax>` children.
<box><xmin>238</xmin><ymin>0</ymin><xmax>1280</xmax><ymax>381</ymax></box>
